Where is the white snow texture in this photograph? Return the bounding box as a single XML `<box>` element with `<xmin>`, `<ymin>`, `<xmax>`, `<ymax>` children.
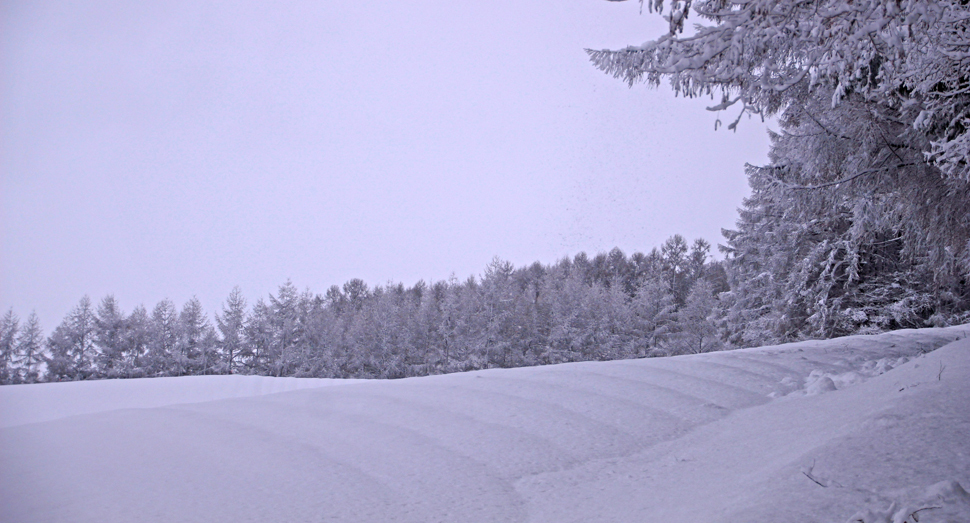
<box><xmin>2</xmin><ymin>326</ymin><xmax>969</xmax><ymax>522</ymax></box>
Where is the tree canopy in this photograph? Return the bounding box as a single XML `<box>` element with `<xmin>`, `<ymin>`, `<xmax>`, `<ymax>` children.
<box><xmin>589</xmin><ymin>0</ymin><xmax>970</xmax><ymax>183</ymax></box>
<box><xmin>589</xmin><ymin>0</ymin><xmax>970</xmax><ymax>341</ymax></box>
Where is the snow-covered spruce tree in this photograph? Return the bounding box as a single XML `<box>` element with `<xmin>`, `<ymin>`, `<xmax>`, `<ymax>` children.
<box><xmin>15</xmin><ymin>313</ymin><xmax>45</xmax><ymax>384</ymax></box>
<box><xmin>177</xmin><ymin>297</ymin><xmax>217</xmax><ymax>376</ymax></box>
<box><xmin>590</xmin><ymin>0</ymin><xmax>970</xmax><ymax>341</ymax></box>
<box><xmin>266</xmin><ymin>281</ymin><xmax>300</xmax><ymax>377</ymax></box>
<box><xmin>243</xmin><ymin>298</ymin><xmax>274</xmax><ymax>375</ymax></box>
<box><xmin>121</xmin><ymin>305</ymin><xmax>151</xmax><ymax>378</ymax></box>
<box><xmin>216</xmin><ymin>286</ymin><xmax>247</xmax><ymax>375</ymax></box>
<box><xmin>629</xmin><ymin>278</ymin><xmax>677</xmax><ymax>355</ymax></box>
<box><xmin>46</xmin><ymin>296</ymin><xmax>97</xmax><ymax>381</ymax></box>
<box><xmin>144</xmin><ymin>299</ymin><xmax>178</xmax><ymax>376</ymax></box>
<box><xmin>664</xmin><ymin>279</ymin><xmax>721</xmax><ymax>355</ymax></box>
<box><xmin>660</xmin><ymin>235</ymin><xmax>691</xmax><ymax>306</ymax></box>
<box><xmin>94</xmin><ymin>295</ymin><xmax>127</xmax><ymax>378</ymax></box>
<box><xmin>721</xmin><ymin>86</ymin><xmax>970</xmax><ymax>343</ymax></box>
<box><xmin>0</xmin><ymin>309</ymin><xmax>20</xmax><ymax>384</ymax></box>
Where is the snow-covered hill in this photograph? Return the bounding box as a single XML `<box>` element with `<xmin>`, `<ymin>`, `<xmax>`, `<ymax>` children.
<box><xmin>2</xmin><ymin>326</ymin><xmax>969</xmax><ymax>523</ymax></box>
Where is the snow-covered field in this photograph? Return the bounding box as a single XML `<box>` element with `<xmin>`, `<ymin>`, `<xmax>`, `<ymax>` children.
<box><xmin>2</xmin><ymin>326</ymin><xmax>969</xmax><ymax>523</ymax></box>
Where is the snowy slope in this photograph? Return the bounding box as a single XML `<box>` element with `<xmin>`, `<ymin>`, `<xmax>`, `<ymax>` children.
<box><xmin>2</xmin><ymin>326</ymin><xmax>969</xmax><ymax>523</ymax></box>
<box><xmin>0</xmin><ymin>374</ymin><xmax>365</xmax><ymax>428</ymax></box>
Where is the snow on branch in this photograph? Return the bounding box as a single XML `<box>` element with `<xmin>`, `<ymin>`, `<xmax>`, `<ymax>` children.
<box><xmin>590</xmin><ymin>0</ymin><xmax>970</xmax><ymax>181</ymax></box>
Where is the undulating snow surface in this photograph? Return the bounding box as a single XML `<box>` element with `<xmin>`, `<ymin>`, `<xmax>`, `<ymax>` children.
<box><xmin>0</xmin><ymin>375</ymin><xmax>365</xmax><ymax>429</ymax></box>
<box><xmin>2</xmin><ymin>326</ymin><xmax>969</xmax><ymax>522</ymax></box>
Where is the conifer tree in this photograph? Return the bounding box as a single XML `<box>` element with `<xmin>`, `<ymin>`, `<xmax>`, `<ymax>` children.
<box><xmin>178</xmin><ymin>297</ymin><xmax>216</xmax><ymax>375</ymax></box>
<box><xmin>15</xmin><ymin>313</ymin><xmax>44</xmax><ymax>383</ymax></box>
<box><xmin>216</xmin><ymin>287</ymin><xmax>247</xmax><ymax>375</ymax></box>
<box><xmin>591</xmin><ymin>0</ymin><xmax>970</xmax><ymax>334</ymax></box>
<box><xmin>123</xmin><ymin>305</ymin><xmax>151</xmax><ymax>378</ymax></box>
<box><xmin>667</xmin><ymin>280</ymin><xmax>720</xmax><ymax>355</ymax></box>
<box><xmin>46</xmin><ymin>296</ymin><xmax>97</xmax><ymax>381</ymax></box>
<box><xmin>146</xmin><ymin>299</ymin><xmax>179</xmax><ymax>376</ymax></box>
<box><xmin>244</xmin><ymin>299</ymin><xmax>273</xmax><ymax>374</ymax></box>
<box><xmin>94</xmin><ymin>295</ymin><xmax>127</xmax><ymax>378</ymax></box>
<box><xmin>0</xmin><ymin>309</ymin><xmax>20</xmax><ymax>384</ymax></box>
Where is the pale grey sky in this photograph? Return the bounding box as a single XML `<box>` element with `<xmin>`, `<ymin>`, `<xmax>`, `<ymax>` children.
<box><xmin>1</xmin><ymin>0</ymin><xmax>770</xmax><ymax>330</ymax></box>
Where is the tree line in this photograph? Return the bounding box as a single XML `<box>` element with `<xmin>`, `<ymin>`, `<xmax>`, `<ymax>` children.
<box><xmin>4</xmin><ymin>218</ymin><xmax>967</xmax><ymax>386</ymax></box>
<box><xmin>1</xmin><ymin>237</ymin><xmax>729</xmax><ymax>383</ymax></box>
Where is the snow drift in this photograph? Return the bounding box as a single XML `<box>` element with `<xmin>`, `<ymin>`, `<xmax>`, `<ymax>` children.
<box><xmin>2</xmin><ymin>326</ymin><xmax>969</xmax><ymax>522</ymax></box>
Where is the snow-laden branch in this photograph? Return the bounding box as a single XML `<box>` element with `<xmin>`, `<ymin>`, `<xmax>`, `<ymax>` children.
<box><xmin>782</xmin><ymin>164</ymin><xmax>915</xmax><ymax>190</ymax></box>
<box><xmin>589</xmin><ymin>0</ymin><xmax>970</xmax><ymax>180</ymax></box>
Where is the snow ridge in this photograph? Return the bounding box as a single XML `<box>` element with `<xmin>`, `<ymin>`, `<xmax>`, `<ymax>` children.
<box><xmin>1</xmin><ymin>325</ymin><xmax>968</xmax><ymax>522</ymax></box>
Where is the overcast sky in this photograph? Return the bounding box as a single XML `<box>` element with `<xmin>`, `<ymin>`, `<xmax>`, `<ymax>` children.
<box><xmin>1</xmin><ymin>0</ymin><xmax>771</xmax><ymax>330</ymax></box>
